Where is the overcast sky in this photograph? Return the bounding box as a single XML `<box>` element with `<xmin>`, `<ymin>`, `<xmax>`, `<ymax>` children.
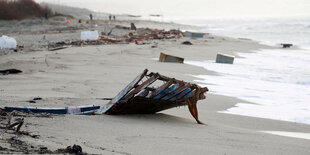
<box><xmin>36</xmin><ymin>0</ymin><xmax>310</xmax><ymax>20</ymax></box>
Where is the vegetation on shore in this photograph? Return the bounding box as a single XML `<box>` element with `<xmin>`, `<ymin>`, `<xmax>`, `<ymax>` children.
<box><xmin>0</xmin><ymin>0</ymin><xmax>53</xmax><ymax>20</ymax></box>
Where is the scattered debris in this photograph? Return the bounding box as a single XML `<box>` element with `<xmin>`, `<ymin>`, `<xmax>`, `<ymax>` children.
<box><xmin>0</xmin><ymin>69</ymin><xmax>22</xmax><ymax>76</ymax></box>
<box><xmin>0</xmin><ymin>109</ymin><xmax>7</xmax><ymax>116</ymax></box>
<box><xmin>159</xmin><ymin>52</ymin><xmax>184</xmax><ymax>63</ymax></box>
<box><xmin>4</xmin><ymin>136</ymin><xmax>87</xmax><ymax>154</ymax></box>
<box><xmin>27</xmin><ymin>97</ymin><xmax>43</xmax><ymax>103</ymax></box>
<box><xmin>281</xmin><ymin>43</ymin><xmax>293</xmax><ymax>48</ymax></box>
<box><xmin>46</xmin><ymin>28</ymin><xmax>184</xmax><ymax>51</ymax></box>
<box><xmin>131</xmin><ymin>28</ymin><xmax>184</xmax><ymax>40</ymax></box>
<box><xmin>0</xmin><ymin>110</ymin><xmax>90</xmax><ymax>154</ymax></box>
<box><xmin>4</xmin><ymin>105</ymin><xmax>100</xmax><ymax>115</ymax></box>
<box><xmin>98</xmin><ymin>69</ymin><xmax>208</xmax><ymax>124</ymax></box>
<box><xmin>7</xmin><ymin>118</ymin><xmax>24</xmax><ymax>133</ymax></box>
<box><xmin>182</xmin><ymin>41</ymin><xmax>193</xmax><ymax>45</ymax></box>
<box><xmin>33</xmin><ymin>97</ymin><xmax>43</xmax><ymax>101</ymax></box>
<box><xmin>216</xmin><ymin>53</ymin><xmax>235</xmax><ymax>64</ymax></box>
<box><xmin>115</xmin><ymin>25</ymin><xmax>130</xmax><ymax>30</ymax></box>
<box><xmin>61</xmin><ymin>144</ymin><xmax>84</xmax><ymax>155</ymax></box>
<box><xmin>185</xmin><ymin>31</ymin><xmax>204</xmax><ymax>38</ymax></box>
<box><xmin>48</xmin><ymin>45</ymin><xmax>71</xmax><ymax>51</ymax></box>
<box><xmin>3</xmin><ymin>111</ymin><xmax>24</xmax><ymax>133</ymax></box>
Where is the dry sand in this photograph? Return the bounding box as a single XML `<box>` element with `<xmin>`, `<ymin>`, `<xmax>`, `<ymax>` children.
<box><xmin>1</xmin><ymin>19</ymin><xmax>310</xmax><ymax>154</ymax></box>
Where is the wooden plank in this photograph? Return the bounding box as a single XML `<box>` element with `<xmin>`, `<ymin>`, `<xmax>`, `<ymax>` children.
<box><xmin>121</xmin><ymin>73</ymin><xmax>160</xmax><ymax>102</ymax></box>
<box><xmin>149</xmin><ymin>78</ymin><xmax>174</xmax><ymax>98</ymax></box>
<box><xmin>163</xmin><ymin>83</ymin><xmax>191</xmax><ymax>100</ymax></box>
<box><xmin>99</xmin><ymin>69</ymin><xmax>148</xmax><ymax>113</ymax></box>
<box><xmin>153</xmin><ymin>84</ymin><xmax>176</xmax><ymax>99</ymax></box>
<box><xmin>170</xmin><ymin>88</ymin><xmax>192</xmax><ymax>101</ymax></box>
<box><xmin>157</xmin><ymin>81</ymin><xmax>184</xmax><ymax>100</ymax></box>
<box><xmin>138</xmin><ymin>88</ymin><xmax>150</xmax><ymax>97</ymax></box>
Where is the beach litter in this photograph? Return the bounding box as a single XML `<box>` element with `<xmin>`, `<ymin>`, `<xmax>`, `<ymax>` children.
<box><xmin>159</xmin><ymin>52</ymin><xmax>184</xmax><ymax>63</ymax></box>
<box><xmin>0</xmin><ymin>35</ymin><xmax>17</xmax><ymax>50</ymax></box>
<box><xmin>62</xmin><ymin>144</ymin><xmax>84</xmax><ymax>154</ymax></box>
<box><xmin>47</xmin><ymin>28</ymin><xmax>184</xmax><ymax>50</ymax></box>
<box><xmin>182</xmin><ymin>41</ymin><xmax>193</xmax><ymax>45</ymax></box>
<box><xmin>185</xmin><ymin>31</ymin><xmax>204</xmax><ymax>38</ymax></box>
<box><xmin>115</xmin><ymin>25</ymin><xmax>130</xmax><ymax>30</ymax></box>
<box><xmin>131</xmin><ymin>28</ymin><xmax>184</xmax><ymax>40</ymax></box>
<box><xmin>5</xmin><ymin>111</ymin><xmax>24</xmax><ymax>133</ymax></box>
<box><xmin>280</xmin><ymin>43</ymin><xmax>293</xmax><ymax>48</ymax></box>
<box><xmin>98</xmin><ymin>69</ymin><xmax>208</xmax><ymax>124</ymax></box>
<box><xmin>0</xmin><ymin>69</ymin><xmax>22</xmax><ymax>76</ymax></box>
<box><xmin>216</xmin><ymin>52</ymin><xmax>235</xmax><ymax>64</ymax></box>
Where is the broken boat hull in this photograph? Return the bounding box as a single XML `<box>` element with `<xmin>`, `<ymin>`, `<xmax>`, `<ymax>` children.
<box><xmin>100</xmin><ymin>69</ymin><xmax>208</xmax><ymax>124</ymax></box>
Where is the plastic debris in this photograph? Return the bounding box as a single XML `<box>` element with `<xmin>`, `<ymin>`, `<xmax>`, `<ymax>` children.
<box><xmin>0</xmin><ymin>35</ymin><xmax>17</xmax><ymax>49</ymax></box>
<box><xmin>80</xmin><ymin>30</ymin><xmax>99</xmax><ymax>41</ymax></box>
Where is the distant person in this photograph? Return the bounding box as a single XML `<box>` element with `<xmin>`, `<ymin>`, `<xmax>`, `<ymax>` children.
<box><xmin>44</xmin><ymin>13</ymin><xmax>48</xmax><ymax>20</ymax></box>
<box><xmin>78</xmin><ymin>19</ymin><xmax>82</xmax><ymax>23</ymax></box>
<box><xmin>90</xmin><ymin>14</ymin><xmax>93</xmax><ymax>20</ymax></box>
<box><xmin>130</xmin><ymin>23</ymin><xmax>136</xmax><ymax>31</ymax></box>
<box><xmin>113</xmin><ymin>16</ymin><xmax>116</xmax><ymax>20</ymax></box>
<box><xmin>109</xmin><ymin>15</ymin><xmax>112</xmax><ymax>21</ymax></box>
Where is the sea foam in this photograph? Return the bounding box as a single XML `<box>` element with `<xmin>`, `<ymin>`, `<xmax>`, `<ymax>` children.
<box><xmin>185</xmin><ymin>49</ymin><xmax>310</xmax><ymax>124</ymax></box>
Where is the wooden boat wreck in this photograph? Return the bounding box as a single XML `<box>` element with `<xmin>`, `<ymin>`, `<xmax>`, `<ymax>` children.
<box><xmin>98</xmin><ymin>69</ymin><xmax>208</xmax><ymax>124</ymax></box>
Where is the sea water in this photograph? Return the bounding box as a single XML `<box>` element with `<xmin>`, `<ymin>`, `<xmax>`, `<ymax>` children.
<box><xmin>185</xmin><ymin>18</ymin><xmax>310</xmax><ymax>125</ymax></box>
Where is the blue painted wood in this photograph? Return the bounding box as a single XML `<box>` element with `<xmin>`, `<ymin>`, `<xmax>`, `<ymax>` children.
<box><xmin>170</xmin><ymin>88</ymin><xmax>191</xmax><ymax>101</ymax></box>
<box><xmin>163</xmin><ymin>84</ymin><xmax>190</xmax><ymax>100</ymax></box>
<box><xmin>186</xmin><ymin>92</ymin><xmax>193</xmax><ymax>98</ymax></box>
<box><xmin>153</xmin><ymin>85</ymin><xmax>176</xmax><ymax>99</ymax></box>
<box><xmin>138</xmin><ymin>88</ymin><xmax>150</xmax><ymax>97</ymax></box>
<box><xmin>4</xmin><ymin>105</ymin><xmax>100</xmax><ymax>114</ymax></box>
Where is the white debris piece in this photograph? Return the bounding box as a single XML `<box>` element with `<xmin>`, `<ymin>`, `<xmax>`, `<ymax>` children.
<box><xmin>0</xmin><ymin>35</ymin><xmax>17</xmax><ymax>49</ymax></box>
<box><xmin>80</xmin><ymin>30</ymin><xmax>99</xmax><ymax>41</ymax></box>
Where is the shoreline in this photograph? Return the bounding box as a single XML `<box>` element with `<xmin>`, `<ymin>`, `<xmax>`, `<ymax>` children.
<box><xmin>1</xmin><ymin>19</ymin><xmax>310</xmax><ymax>154</ymax></box>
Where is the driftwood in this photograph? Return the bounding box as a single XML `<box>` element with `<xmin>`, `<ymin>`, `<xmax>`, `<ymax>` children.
<box><xmin>99</xmin><ymin>69</ymin><xmax>208</xmax><ymax>124</ymax></box>
<box><xmin>5</xmin><ymin>111</ymin><xmax>24</xmax><ymax>133</ymax></box>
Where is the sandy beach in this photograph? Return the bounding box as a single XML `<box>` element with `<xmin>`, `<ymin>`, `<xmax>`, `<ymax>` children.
<box><xmin>1</xmin><ymin>14</ymin><xmax>310</xmax><ymax>155</ymax></box>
